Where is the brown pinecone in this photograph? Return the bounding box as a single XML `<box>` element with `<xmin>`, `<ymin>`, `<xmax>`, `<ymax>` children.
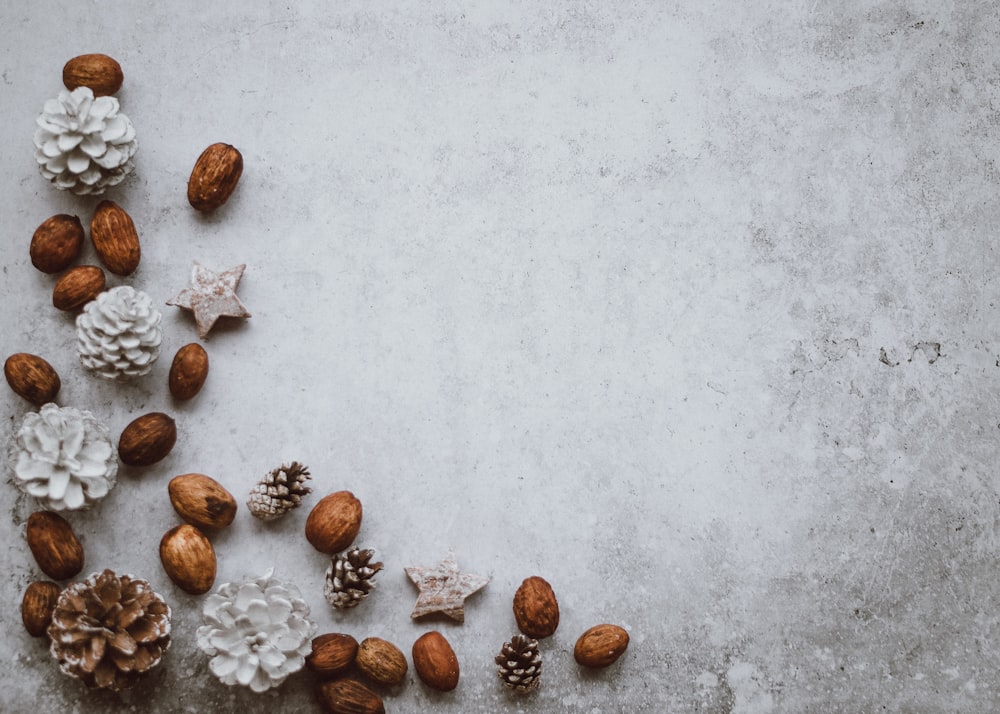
<box><xmin>247</xmin><ymin>461</ymin><xmax>312</xmax><ymax>521</ymax></box>
<box><xmin>496</xmin><ymin>634</ymin><xmax>542</xmax><ymax>692</ymax></box>
<box><xmin>47</xmin><ymin>569</ymin><xmax>171</xmax><ymax>691</ymax></box>
<box><xmin>323</xmin><ymin>547</ymin><xmax>384</xmax><ymax>610</ymax></box>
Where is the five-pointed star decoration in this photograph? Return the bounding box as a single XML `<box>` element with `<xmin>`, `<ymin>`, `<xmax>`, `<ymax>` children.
<box><xmin>404</xmin><ymin>552</ymin><xmax>490</xmax><ymax>623</ymax></box>
<box><xmin>167</xmin><ymin>262</ymin><xmax>251</xmax><ymax>338</ymax></box>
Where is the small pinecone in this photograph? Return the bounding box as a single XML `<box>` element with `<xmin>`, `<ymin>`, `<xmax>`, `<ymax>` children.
<box><xmin>246</xmin><ymin>462</ymin><xmax>312</xmax><ymax>521</ymax></box>
<box><xmin>48</xmin><ymin>569</ymin><xmax>171</xmax><ymax>691</ymax></box>
<box><xmin>496</xmin><ymin>634</ymin><xmax>542</xmax><ymax>692</ymax></box>
<box><xmin>75</xmin><ymin>285</ymin><xmax>162</xmax><ymax>379</ymax></box>
<box><xmin>324</xmin><ymin>547</ymin><xmax>384</xmax><ymax>610</ymax></box>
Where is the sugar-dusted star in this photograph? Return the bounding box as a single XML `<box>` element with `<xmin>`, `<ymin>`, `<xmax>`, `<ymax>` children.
<box><xmin>404</xmin><ymin>552</ymin><xmax>490</xmax><ymax>623</ymax></box>
<box><xmin>167</xmin><ymin>262</ymin><xmax>251</xmax><ymax>338</ymax></box>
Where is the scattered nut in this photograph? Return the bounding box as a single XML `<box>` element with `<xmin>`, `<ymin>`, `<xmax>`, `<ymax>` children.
<box><xmin>26</xmin><ymin>511</ymin><xmax>84</xmax><ymax>581</ymax></box>
<box><xmin>573</xmin><ymin>624</ymin><xmax>630</xmax><ymax>668</ymax></box>
<box><xmin>90</xmin><ymin>200</ymin><xmax>140</xmax><ymax>276</ymax></box>
<box><xmin>356</xmin><ymin>637</ymin><xmax>408</xmax><ymax>687</ymax></box>
<box><xmin>30</xmin><ymin>214</ymin><xmax>83</xmax><ymax>274</ymax></box>
<box><xmin>411</xmin><ymin>630</ymin><xmax>459</xmax><ymax>692</ymax></box>
<box><xmin>305</xmin><ymin>491</ymin><xmax>363</xmax><ymax>554</ymax></box>
<box><xmin>306</xmin><ymin>633</ymin><xmax>359</xmax><ymax>678</ymax></box>
<box><xmin>188</xmin><ymin>143</ymin><xmax>243</xmax><ymax>212</ymax></box>
<box><xmin>315</xmin><ymin>677</ymin><xmax>385</xmax><ymax>714</ymax></box>
<box><xmin>167</xmin><ymin>473</ymin><xmax>237</xmax><ymax>530</ymax></box>
<box><xmin>4</xmin><ymin>353</ymin><xmax>60</xmax><ymax>406</ymax></box>
<box><xmin>52</xmin><ymin>265</ymin><xmax>106</xmax><ymax>312</ymax></box>
<box><xmin>62</xmin><ymin>53</ymin><xmax>123</xmax><ymax>96</ymax></box>
<box><xmin>159</xmin><ymin>524</ymin><xmax>216</xmax><ymax>595</ymax></box>
<box><xmin>513</xmin><ymin>575</ymin><xmax>560</xmax><ymax>638</ymax></box>
<box><xmin>168</xmin><ymin>343</ymin><xmax>209</xmax><ymax>400</ymax></box>
<box><xmin>118</xmin><ymin>412</ymin><xmax>176</xmax><ymax>466</ymax></box>
<box><xmin>21</xmin><ymin>580</ymin><xmax>62</xmax><ymax>637</ymax></box>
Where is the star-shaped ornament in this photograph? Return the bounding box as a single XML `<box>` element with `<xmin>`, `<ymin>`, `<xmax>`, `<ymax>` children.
<box><xmin>404</xmin><ymin>552</ymin><xmax>490</xmax><ymax>623</ymax></box>
<box><xmin>167</xmin><ymin>262</ymin><xmax>251</xmax><ymax>338</ymax></box>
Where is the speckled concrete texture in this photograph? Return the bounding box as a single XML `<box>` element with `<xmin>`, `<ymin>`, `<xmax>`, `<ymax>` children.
<box><xmin>1</xmin><ymin>1</ymin><xmax>998</xmax><ymax>712</ymax></box>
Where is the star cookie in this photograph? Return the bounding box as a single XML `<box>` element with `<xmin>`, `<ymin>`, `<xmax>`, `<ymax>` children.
<box><xmin>404</xmin><ymin>552</ymin><xmax>490</xmax><ymax>623</ymax></box>
<box><xmin>167</xmin><ymin>262</ymin><xmax>251</xmax><ymax>338</ymax></box>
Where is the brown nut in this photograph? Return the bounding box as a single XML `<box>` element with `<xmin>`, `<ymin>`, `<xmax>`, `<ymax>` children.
<box><xmin>118</xmin><ymin>412</ymin><xmax>176</xmax><ymax>466</ymax></box>
<box><xmin>168</xmin><ymin>343</ymin><xmax>209</xmax><ymax>400</ymax></box>
<box><xmin>62</xmin><ymin>53</ymin><xmax>123</xmax><ymax>96</ymax></box>
<box><xmin>315</xmin><ymin>678</ymin><xmax>385</xmax><ymax>714</ymax></box>
<box><xmin>187</xmin><ymin>143</ymin><xmax>243</xmax><ymax>212</ymax></box>
<box><xmin>159</xmin><ymin>524</ymin><xmax>216</xmax><ymax>594</ymax></box>
<box><xmin>305</xmin><ymin>491</ymin><xmax>362</xmax><ymax>554</ymax></box>
<box><xmin>90</xmin><ymin>200</ymin><xmax>140</xmax><ymax>275</ymax></box>
<box><xmin>21</xmin><ymin>580</ymin><xmax>62</xmax><ymax>637</ymax></box>
<box><xmin>356</xmin><ymin>637</ymin><xmax>408</xmax><ymax>687</ymax></box>
<box><xmin>26</xmin><ymin>511</ymin><xmax>84</xmax><ymax>581</ymax></box>
<box><xmin>573</xmin><ymin>624</ymin><xmax>630</xmax><ymax>668</ymax></box>
<box><xmin>168</xmin><ymin>473</ymin><xmax>237</xmax><ymax>530</ymax></box>
<box><xmin>412</xmin><ymin>630</ymin><xmax>459</xmax><ymax>692</ymax></box>
<box><xmin>4</xmin><ymin>353</ymin><xmax>60</xmax><ymax>406</ymax></box>
<box><xmin>513</xmin><ymin>575</ymin><xmax>560</xmax><ymax>639</ymax></box>
<box><xmin>30</xmin><ymin>214</ymin><xmax>84</xmax><ymax>274</ymax></box>
<box><xmin>52</xmin><ymin>265</ymin><xmax>106</xmax><ymax>312</ymax></box>
<box><xmin>306</xmin><ymin>633</ymin><xmax>359</xmax><ymax>678</ymax></box>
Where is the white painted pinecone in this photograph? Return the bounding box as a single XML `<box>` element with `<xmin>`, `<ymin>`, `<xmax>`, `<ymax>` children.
<box><xmin>196</xmin><ymin>571</ymin><xmax>316</xmax><ymax>693</ymax></box>
<box><xmin>34</xmin><ymin>87</ymin><xmax>137</xmax><ymax>195</ymax></box>
<box><xmin>76</xmin><ymin>286</ymin><xmax>162</xmax><ymax>379</ymax></box>
<box><xmin>7</xmin><ymin>403</ymin><xmax>117</xmax><ymax>511</ymax></box>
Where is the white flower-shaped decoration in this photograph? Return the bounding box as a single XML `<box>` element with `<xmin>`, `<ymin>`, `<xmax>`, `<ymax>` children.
<box><xmin>7</xmin><ymin>403</ymin><xmax>117</xmax><ymax>510</ymax></box>
<box><xmin>196</xmin><ymin>571</ymin><xmax>316</xmax><ymax>693</ymax></box>
<box><xmin>76</xmin><ymin>285</ymin><xmax>162</xmax><ymax>379</ymax></box>
<box><xmin>33</xmin><ymin>86</ymin><xmax>137</xmax><ymax>195</ymax></box>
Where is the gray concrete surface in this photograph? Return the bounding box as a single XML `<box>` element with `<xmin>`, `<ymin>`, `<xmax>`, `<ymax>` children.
<box><xmin>2</xmin><ymin>1</ymin><xmax>998</xmax><ymax>711</ymax></box>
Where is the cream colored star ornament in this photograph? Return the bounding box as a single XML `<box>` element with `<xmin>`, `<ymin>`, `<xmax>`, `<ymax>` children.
<box><xmin>404</xmin><ymin>552</ymin><xmax>490</xmax><ymax>623</ymax></box>
<box><xmin>167</xmin><ymin>262</ymin><xmax>251</xmax><ymax>338</ymax></box>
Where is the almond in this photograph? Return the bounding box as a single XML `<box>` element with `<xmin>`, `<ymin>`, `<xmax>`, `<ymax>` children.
<box><xmin>306</xmin><ymin>633</ymin><xmax>359</xmax><ymax>677</ymax></box>
<box><xmin>90</xmin><ymin>200</ymin><xmax>140</xmax><ymax>275</ymax></box>
<box><xmin>168</xmin><ymin>343</ymin><xmax>209</xmax><ymax>400</ymax></box>
<box><xmin>315</xmin><ymin>678</ymin><xmax>385</xmax><ymax>714</ymax></box>
<box><xmin>412</xmin><ymin>630</ymin><xmax>459</xmax><ymax>692</ymax></box>
<box><xmin>52</xmin><ymin>265</ymin><xmax>106</xmax><ymax>311</ymax></box>
<box><xmin>356</xmin><ymin>637</ymin><xmax>408</xmax><ymax>687</ymax></box>
<box><xmin>305</xmin><ymin>491</ymin><xmax>363</xmax><ymax>554</ymax></box>
<box><xmin>159</xmin><ymin>524</ymin><xmax>216</xmax><ymax>594</ymax></box>
<box><xmin>573</xmin><ymin>624</ymin><xmax>630</xmax><ymax>668</ymax></box>
<box><xmin>118</xmin><ymin>412</ymin><xmax>176</xmax><ymax>466</ymax></box>
<box><xmin>188</xmin><ymin>143</ymin><xmax>243</xmax><ymax>212</ymax></box>
<box><xmin>168</xmin><ymin>473</ymin><xmax>237</xmax><ymax>530</ymax></box>
<box><xmin>30</xmin><ymin>214</ymin><xmax>83</xmax><ymax>274</ymax></box>
<box><xmin>513</xmin><ymin>575</ymin><xmax>560</xmax><ymax>638</ymax></box>
<box><xmin>62</xmin><ymin>53</ymin><xmax>123</xmax><ymax>96</ymax></box>
<box><xmin>21</xmin><ymin>580</ymin><xmax>62</xmax><ymax>637</ymax></box>
<box><xmin>26</xmin><ymin>511</ymin><xmax>84</xmax><ymax>581</ymax></box>
<box><xmin>4</xmin><ymin>353</ymin><xmax>60</xmax><ymax>406</ymax></box>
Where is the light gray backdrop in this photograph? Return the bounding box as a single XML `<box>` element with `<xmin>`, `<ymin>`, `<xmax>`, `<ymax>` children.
<box><xmin>1</xmin><ymin>1</ymin><xmax>998</xmax><ymax>712</ymax></box>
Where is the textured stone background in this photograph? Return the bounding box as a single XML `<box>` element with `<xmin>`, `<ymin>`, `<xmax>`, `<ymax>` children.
<box><xmin>1</xmin><ymin>1</ymin><xmax>998</xmax><ymax>712</ymax></box>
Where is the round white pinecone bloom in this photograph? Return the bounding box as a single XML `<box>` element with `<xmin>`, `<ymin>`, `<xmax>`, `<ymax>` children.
<box><xmin>34</xmin><ymin>87</ymin><xmax>137</xmax><ymax>195</ymax></box>
<box><xmin>7</xmin><ymin>403</ymin><xmax>117</xmax><ymax>510</ymax></box>
<box><xmin>76</xmin><ymin>285</ymin><xmax>162</xmax><ymax>379</ymax></box>
<box><xmin>197</xmin><ymin>571</ymin><xmax>316</xmax><ymax>693</ymax></box>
